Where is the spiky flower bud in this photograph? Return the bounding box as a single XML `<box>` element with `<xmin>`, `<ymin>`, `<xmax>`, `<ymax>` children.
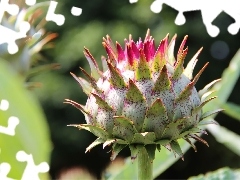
<box><xmin>66</xmin><ymin>30</ymin><xmax>221</xmax><ymax>161</ymax></box>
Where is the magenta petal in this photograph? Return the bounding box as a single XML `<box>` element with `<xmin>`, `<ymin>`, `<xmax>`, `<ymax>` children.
<box><xmin>116</xmin><ymin>42</ymin><xmax>125</xmax><ymax>63</ymax></box>
<box><xmin>102</xmin><ymin>42</ymin><xmax>116</xmax><ymax>64</ymax></box>
<box><xmin>143</xmin><ymin>41</ymin><xmax>150</xmax><ymax>62</ymax></box>
<box><xmin>143</xmin><ymin>40</ymin><xmax>155</xmax><ymax>62</ymax></box>
<box><xmin>131</xmin><ymin>40</ymin><xmax>140</xmax><ymax>59</ymax></box>
<box><xmin>136</xmin><ymin>37</ymin><xmax>143</xmax><ymax>50</ymax></box>
<box><xmin>127</xmin><ymin>44</ymin><xmax>134</xmax><ymax>66</ymax></box>
<box><xmin>155</xmin><ymin>35</ymin><xmax>168</xmax><ymax>57</ymax></box>
<box><xmin>150</xmin><ymin>39</ymin><xmax>156</xmax><ymax>56</ymax></box>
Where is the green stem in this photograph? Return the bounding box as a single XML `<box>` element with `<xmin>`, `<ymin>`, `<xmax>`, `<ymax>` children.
<box><xmin>138</xmin><ymin>147</ymin><xmax>153</xmax><ymax>180</ymax></box>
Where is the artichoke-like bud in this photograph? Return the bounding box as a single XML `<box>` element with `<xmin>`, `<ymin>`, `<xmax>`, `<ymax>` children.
<box><xmin>66</xmin><ymin>30</ymin><xmax>222</xmax><ymax>161</ymax></box>
<box><xmin>0</xmin><ymin>1</ymin><xmax>58</xmax><ymax>88</ymax></box>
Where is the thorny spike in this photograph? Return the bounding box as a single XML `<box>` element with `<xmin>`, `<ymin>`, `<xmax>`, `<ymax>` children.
<box><xmin>184</xmin><ymin>47</ymin><xmax>203</xmax><ymax>80</ymax></box>
<box><xmin>116</xmin><ymin>41</ymin><xmax>125</xmax><ymax>62</ymax></box>
<box><xmin>173</xmin><ymin>47</ymin><xmax>188</xmax><ymax>80</ymax></box>
<box><xmin>64</xmin><ymin>99</ymin><xmax>90</xmax><ymax>116</ymax></box>
<box><xmin>136</xmin><ymin>49</ymin><xmax>151</xmax><ymax>80</ymax></box>
<box><xmin>189</xmin><ymin>134</ymin><xmax>209</xmax><ymax>147</ymax></box>
<box><xmin>177</xmin><ymin>35</ymin><xmax>188</xmax><ymax>62</ymax></box>
<box><xmin>198</xmin><ymin>79</ymin><xmax>221</xmax><ymax>97</ymax></box>
<box><xmin>107</xmin><ymin>61</ymin><xmax>126</xmax><ymax>88</ymax></box>
<box><xmin>106</xmin><ymin>34</ymin><xmax>117</xmax><ymax>55</ymax></box>
<box><xmin>175</xmin><ymin>82</ymin><xmax>194</xmax><ymax>103</ymax></box>
<box><xmin>102</xmin><ymin>42</ymin><xmax>117</xmax><ymax>65</ymax></box>
<box><xmin>70</xmin><ymin>72</ymin><xmax>92</xmax><ymax>95</ymax></box>
<box><xmin>153</xmin><ymin>65</ymin><xmax>171</xmax><ymax>92</ymax></box>
<box><xmin>101</xmin><ymin>56</ymin><xmax>108</xmax><ymax>72</ymax></box>
<box><xmin>79</xmin><ymin>67</ymin><xmax>102</xmax><ymax>94</ymax></box>
<box><xmin>129</xmin><ymin>34</ymin><xmax>133</xmax><ymax>41</ymax></box>
<box><xmin>184</xmin><ymin>138</ymin><xmax>197</xmax><ymax>152</ymax></box>
<box><xmin>167</xmin><ymin>34</ymin><xmax>176</xmax><ymax>65</ymax></box>
<box><xmin>192</xmin><ymin>62</ymin><xmax>209</xmax><ymax>85</ymax></box>
<box><xmin>84</xmin><ymin>47</ymin><xmax>101</xmax><ymax>79</ymax></box>
<box><xmin>192</xmin><ymin>96</ymin><xmax>217</xmax><ymax>115</ymax></box>
<box><xmin>144</xmin><ymin>29</ymin><xmax>151</xmax><ymax>41</ymax></box>
<box><xmin>91</xmin><ymin>93</ymin><xmax>112</xmax><ymax>111</ymax></box>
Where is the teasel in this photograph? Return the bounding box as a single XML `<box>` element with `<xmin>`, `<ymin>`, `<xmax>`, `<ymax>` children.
<box><xmin>66</xmin><ymin>29</ymin><xmax>222</xmax><ymax>179</ymax></box>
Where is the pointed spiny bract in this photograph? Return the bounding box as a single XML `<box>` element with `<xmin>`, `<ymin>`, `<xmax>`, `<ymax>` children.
<box><xmin>177</xmin><ymin>35</ymin><xmax>188</xmax><ymax>63</ymax></box>
<box><xmin>136</xmin><ymin>37</ymin><xmax>143</xmax><ymax>49</ymax></box>
<box><xmin>104</xmin><ymin>34</ymin><xmax>117</xmax><ymax>55</ymax></box>
<box><xmin>130</xmin><ymin>40</ymin><xmax>140</xmax><ymax>60</ymax></box>
<box><xmin>126</xmin><ymin>79</ymin><xmax>145</xmax><ymax>103</ymax></box>
<box><xmin>192</xmin><ymin>62</ymin><xmax>209</xmax><ymax>85</ymax></box>
<box><xmin>200</xmin><ymin>109</ymin><xmax>224</xmax><ymax>121</ymax></box>
<box><xmin>173</xmin><ymin>47</ymin><xmax>188</xmax><ymax>80</ymax></box>
<box><xmin>136</xmin><ymin>49</ymin><xmax>151</xmax><ymax>80</ymax></box>
<box><xmin>144</xmin><ymin>38</ymin><xmax>155</xmax><ymax>62</ymax></box>
<box><xmin>102</xmin><ymin>42</ymin><xmax>117</xmax><ymax>65</ymax></box>
<box><xmin>198</xmin><ymin>79</ymin><xmax>221</xmax><ymax>97</ymax></box>
<box><xmin>175</xmin><ymin>82</ymin><xmax>194</xmax><ymax>103</ymax></box>
<box><xmin>201</xmin><ymin>90</ymin><xmax>215</xmax><ymax>102</ymax></box>
<box><xmin>112</xmin><ymin>116</ymin><xmax>137</xmax><ymax>142</ymax></box>
<box><xmin>101</xmin><ymin>56</ymin><xmax>108</xmax><ymax>72</ymax></box>
<box><xmin>64</xmin><ymin>99</ymin><xmax>90</xmax><ymax>117</ymax></box>
<box><xmin>127</xmin><ymin>43</ymin><xmax>138</xmax><ymax>69</ymax></box>
<box><xmin>184</xmin><ymin>47</ymin><xmax>203</xmax><ymax>80</ymax></box>
<box><xmin>152</xmin><ymin>38</ymin><xmax>168</xmax><ymax>73</ymax></box>
<box><xmin>123</xmin><ymin>79</ymin><xmax>147</xmax><ymax>132</ymax></box>
<box><xmin>111</xmin><ymin>143</ymin><xmax>127</xmax><ymax>161</ymax></box>
<box><xmin>116</xmin><ymin>41</ymin><xmax>125</xmax><ymax>63</ymax></box>
<box><xmin>107</xmin><ymin>62</ymin><xmax>126</xmax><ymax>89</ymax></box>
<box><xmin>185</xmin><ymin>138</ymin><xmax>197</xmax><ymax>152</ymax></box>
<box><xmin>67</xmin><ymin>30</ymin><xmax>220</xmax><ymax>161</ymax></box>
<box><xmin>84</xmin><ymin>47</ymin><xmax>101</xmax><ymax>80</ymax></box>
<box><xmin>167</xmin><ymin>34</ymin><xmax>176</xmax><ymax>66</ymax></box>
<box><xmin>91</xmin><ymin>93</ymin><xmax>112</xmax><ymax>111</ymax></box>
<box><xmin>153</xmin><ymin>65</ymin><xmax>171</xmax><ymax>92</ymax></box>
<box><xmin>189</xmin><ymin>134</ymin><xmax>209</xmax><ymax>147</ymax></box>
<box><xmin>144</xmin><ymin>29</ymin><xmax>151</xmax><ymax>42</ymax></box>
<box><xmin>79</xmin><ymin>67</ymin><xmax>102</xmax><ymax>94</ymax></box>
<box><xmin>143</xmin><ymin>98</ymin><xmax>168</xmax><ymax>138</ymax></box>
<box><xmin>70</xmin><ymin>72</ymin><xmax>92</xmax><ymax>95</ymax></box>
<box><xmin>192</xmin><ymin>96</ymin><xmax>217</xmax><ymax>115</ymax></box>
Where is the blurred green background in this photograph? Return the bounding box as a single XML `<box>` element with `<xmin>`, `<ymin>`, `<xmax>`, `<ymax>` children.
<box><xmin>3</xmin><ymin>0</ymin><xmax>240</xmax><ymax>179</ymax></box>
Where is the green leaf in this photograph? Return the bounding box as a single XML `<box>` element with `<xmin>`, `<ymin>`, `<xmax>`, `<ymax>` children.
<box><xmin>0</xmin><ymin>60</ymin><xmax>51</xmax><ymax>179</ymax></box>
<box><xmin>221</xmin><ymin>102</ymin><xmax>240</xmax><ymax>122</ymax></box>
<box><xmin>207</xmin><ymin>123</ymin><xmax>240</xmax><ymax>157</ymax></box>
<box><xmin>188</xmin><ymin>167</ymin><xmax>240</xmax><ymax>180</ymax></box>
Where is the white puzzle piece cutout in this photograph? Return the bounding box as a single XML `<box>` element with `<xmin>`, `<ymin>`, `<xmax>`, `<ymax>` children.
<box><xmin>16</xmin><ymin>151</ymin><xmax>49</xmax><ymax>180</ymax></box>
<box><xmin>0</xmin><ymin>100</ymin><xmax>19</xmax><ymax>136</ymax></box>
<box><xmin>130</xmin><ymin>0</ymin><xmax>240</xmax><ymax>37</ymax></box>
<box><xmin>0</xmin><ymin>0</ymin><xmax>31</xmax><ymax>54</ymax></box>
<box><xmin>0</xmin><ymin>163</ymin><xmax>15</xmax><ymax>180</ymax></box>
<box><xmin>46</xmin><ymin>1</ymin><xmax>65</xmax><ymax>26</ymax></box>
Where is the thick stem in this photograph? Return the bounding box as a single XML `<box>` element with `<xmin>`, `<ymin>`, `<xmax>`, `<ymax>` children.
<box><xmin>138</xmin><ymin>147</ymin><xmax>153</xmax><ymax>180</ymax></box>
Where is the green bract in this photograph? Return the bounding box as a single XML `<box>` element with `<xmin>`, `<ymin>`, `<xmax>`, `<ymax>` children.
<box><xmin>66</xmin><ymin>30</ymin><xmax>222</xmax><ymax>161</ymax></box>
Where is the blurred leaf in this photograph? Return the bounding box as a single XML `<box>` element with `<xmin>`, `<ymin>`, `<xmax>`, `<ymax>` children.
<box><xmin>0</xmin><ymin>60</ymin><xmax>51</xmax><ymax>179</ymax></box>
<box><xmin>203</xmin><ymin>49</ymin><xmax>240</xmax><ymax>157</ymax></box>
<box><xmin>188</xmin><ymin>167</ymin><xmax>240</xmax><ymax>180</ymax></box>
<box><xmin>221</xmin><ymin>102</ymin><xmax>240</xmax><ymax>122</ymax></box>
<box><xmin>207</xmin><ymin>123</ymin><xmax>240</xmax><ymax>157</ymax></box>
<box><xmin>213</xmin><ymin>49</ymin><xmax>240</xmax><ymax>104</ymax></box>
